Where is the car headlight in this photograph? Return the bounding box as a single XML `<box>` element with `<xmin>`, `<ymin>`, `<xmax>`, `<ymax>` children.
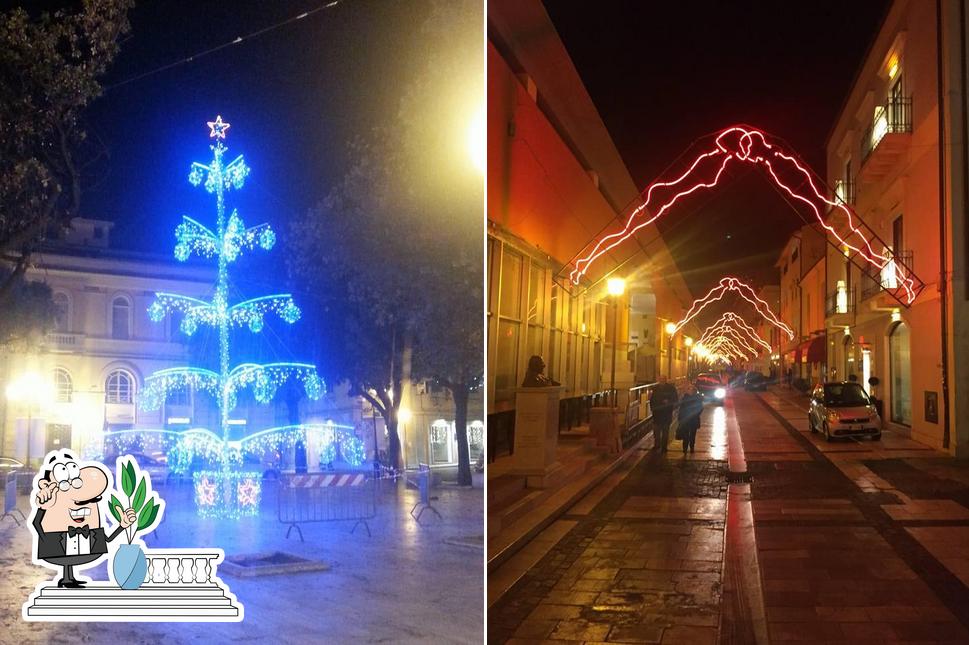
<box><xmin>867</xmin><ymin>404</ymin><xmax>879</xmax><ymax>418</ymax></box>
<box><xmin>714</xmin><ymin>388</ymin><xmax>726</xmax><ymax>399</ymax></box>
<box><xmin>826</xmin><ymin>411</ymin><xmax>840</xmax><ymax>423</ymax></box>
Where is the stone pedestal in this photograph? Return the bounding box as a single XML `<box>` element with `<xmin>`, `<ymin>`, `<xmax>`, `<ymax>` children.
<box><xmin>590</xmin><ymin>407</ymin><xmax>623</xmax><ymax>454</ymax></box>
<box><xmin>513</xmin><ymin>386</ymin><xmax>564</xmax><ymax>488</ymax></box>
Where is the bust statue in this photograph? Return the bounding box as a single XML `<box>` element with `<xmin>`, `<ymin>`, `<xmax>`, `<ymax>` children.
<box><xmin>521</xmin><ymin>355</ymin><xmax>560</xmax><ymax>387</ymax></box>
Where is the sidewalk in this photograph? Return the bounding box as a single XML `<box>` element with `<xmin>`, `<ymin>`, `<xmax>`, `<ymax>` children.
<box><xmin>489</xmin><ymin>405</ymin><xmax>732</xmax><ymax>644</ymax></box>
<box><xmin>752</xmin><ymin>387</ymin><xmax>969</xmax><ymax>642</ymax></box>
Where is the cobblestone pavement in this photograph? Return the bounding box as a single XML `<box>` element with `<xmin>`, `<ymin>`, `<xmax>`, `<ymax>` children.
<box><xmin>489</xmin><ymin>388</ymin><xmax>969</xmax><ymax>643</ymax></box>
<box><xmin>0</xmin><ymin>477</ymin><xmax>482</xmax><ymax>644</ymax></box>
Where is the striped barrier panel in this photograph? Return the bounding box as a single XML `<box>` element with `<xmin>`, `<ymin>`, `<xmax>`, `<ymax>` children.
<box><xmin>278</xmin><ymin>472</ymin><xmax>375</xmax><ymax>541</ymax></box>
<box><xmin>287</xmin><ymin>473</ymin><xmax>367</xmax><ymax>488</ymax></box>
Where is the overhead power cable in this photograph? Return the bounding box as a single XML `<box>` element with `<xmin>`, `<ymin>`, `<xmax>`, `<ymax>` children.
<box><xmin>106</xmin><ymin>1</ymin><xmax>344</xmax><ymax>91</ymax></box>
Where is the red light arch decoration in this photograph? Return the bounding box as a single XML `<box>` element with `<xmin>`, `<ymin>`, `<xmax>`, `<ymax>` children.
<box><xmin>567</xmin><ymin>125</ymin><xmax>923</xmax><ymax>306</ymax></box>
<box><xmin>672</xmin><ymin>277</ymin><xmax>794</xmax><ymax>339</ymax></box>
<box><xmin>698</xmin><ymin>312</ymin><xmax>771</xmax><ymax>354</ymax></box>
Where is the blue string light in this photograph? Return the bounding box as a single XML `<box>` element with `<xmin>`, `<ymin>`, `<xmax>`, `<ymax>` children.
<box><xmin>140</xmin><ymin>116</ymin><xmax>333</xmax><ymax>518</ymax></box>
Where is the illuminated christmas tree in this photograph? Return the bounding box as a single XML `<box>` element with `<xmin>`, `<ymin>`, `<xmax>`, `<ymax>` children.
<box><xmin>139</xmin><ymin>116</ymin><xmax>326</xmax><ymax>518</ymax></box>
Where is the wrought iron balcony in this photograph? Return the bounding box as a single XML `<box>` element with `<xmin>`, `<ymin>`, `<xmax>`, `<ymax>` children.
<box><xmin>861</xmin><ymin>96</ymin><xmax>912</xmax><ymax>164</ymax></box>
<box><xmin>860</xmin><ymin>251</ymin><xmax>914</xmax><ymax>301</ymax></box>
<box><xmin>825</xmin><ymin>288</ymin><xmax>855</xmax><ymax>317</ymax></box>
<box><xmin>833</xmin><ymin>179</ymin><xmax>855</xmax><ymax>206</ymax></box>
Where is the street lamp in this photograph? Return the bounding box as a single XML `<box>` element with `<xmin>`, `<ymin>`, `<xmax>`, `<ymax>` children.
<box><xmin>6</xmin><ymin>372</ymin><xmax>55</xmax><ymax>468</ymax></box>
<box><xmin>664</xmin><ymin>321</ymin><xmax>677</xmax><ymax>378</ymax></box>
<box><xmin>607</xmin><ymin>278</ymin><xmax>626</xmax><ymax>408</ymax></box>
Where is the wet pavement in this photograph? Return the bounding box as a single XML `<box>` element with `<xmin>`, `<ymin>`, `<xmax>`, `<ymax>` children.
<box><xmin>488</xmin><ymin>388</ymin><xmax>969</xmax><ymax>643</ymax></box>
<box><xmin>0</xmin><ymin>475</ymin><xmax>483</xmax><ymax>644</ymax></box>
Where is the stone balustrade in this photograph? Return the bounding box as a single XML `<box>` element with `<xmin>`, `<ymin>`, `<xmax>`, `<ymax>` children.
<box><xmin>143</xmin><ymin>549</ymin><xmax>223</xmax><ymax>585</ymax></box>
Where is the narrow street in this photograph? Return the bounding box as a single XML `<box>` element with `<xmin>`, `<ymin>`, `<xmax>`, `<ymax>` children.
<box><xmin>489</xmin><ymin>388</ymin><xmax>969</xmax><ymax>644</ymax></box>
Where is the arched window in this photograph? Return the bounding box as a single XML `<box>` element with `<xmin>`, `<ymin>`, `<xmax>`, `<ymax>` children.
<box><xmin>105</xmin><ymin>369</ymin><xmax>135</xmax><ymax>404</ymax></box>
<box><xmin>112</xmin><ymin>296</ymin><xmax>130</xmax><ymax>340</ymax></box>
<box><xmin>889</xmin><ymin>322</ymin><xmax>912</xmax><ymax>425</ymax></box>
<box><xmin>53</xmin><ymin>368</ymin><xmax>73</xmax><ymax>403</ymax></box>
<box><xmin>52</xmin><ymin>292</ymin><xmax>70</xmax><ymax>332</ymax></box>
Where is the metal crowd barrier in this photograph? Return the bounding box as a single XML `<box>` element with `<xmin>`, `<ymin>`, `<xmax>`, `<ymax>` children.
<box><xmin>1</xmin><ymin>471</ymin><xmax>26</xmax><ymax>526</ymax></box>
<box><xmin>277</xmin><ymin>472</ymin><xmax>376</xmax><ymax>542</ymax></box>
<box><xmin>407</xmin><ymin>463</ymin><xmax>441</xmax><ymax>524</ymax></box>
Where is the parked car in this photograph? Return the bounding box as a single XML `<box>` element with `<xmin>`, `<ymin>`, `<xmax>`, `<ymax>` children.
<box><xmin>744</xmin><ymin>372</ymin><xmax>768</xmax><ymax>391</ymax></box>
<box><xmin>808</xmin><ymin>381</ymin><xmax>882</xmax><ymax>441</ymax></box>
<box><xmin>694</xmin><ymin>372</ymin><xmax>727</xmax><ymax>405</ymax></box>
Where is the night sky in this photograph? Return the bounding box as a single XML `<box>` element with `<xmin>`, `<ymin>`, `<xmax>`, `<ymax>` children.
<box><xmin>36</xmin><ymin>0</ymin><xmax>473</xmax><ymax>367</ymax></box>
<box><xmin>73</xmin><ymin>0</ymin><xmax>438</xmax><ymax>255</ymax></box>
<box><xmin>543</xmin><ymin>0</ymin><xmax>890</xmax><ymax>303</ymax></box>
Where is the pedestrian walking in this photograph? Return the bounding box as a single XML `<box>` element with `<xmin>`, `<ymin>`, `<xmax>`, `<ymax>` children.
<box><xmin>649</xmin><ymin>375</ymin><xmax>678</xmax><ymax>453</ymax></box>
<box><xmin>676</xmin><ymin>385</ymin><xmax>704</xmax><ymax>454</ymax></box>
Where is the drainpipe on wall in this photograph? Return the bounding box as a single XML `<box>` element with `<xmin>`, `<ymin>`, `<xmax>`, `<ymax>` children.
<box><xmin>937</xmin><ymin>0</ymin><xmax>952</xmax><ymax>449</ymax></box>
<box><xmin>960</xmin><ymin>0</ymin><xmax>969</xmax><ymax>302</ymax></box>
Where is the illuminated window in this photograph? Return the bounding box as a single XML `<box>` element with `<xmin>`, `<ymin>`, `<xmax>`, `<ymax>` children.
<box><xmin>53</xmin><ymin>368</ymin><xmax>72</xmax><ymax>403</ymax></box>
<box><xmin>105</xmin><ymin>369</ymin><xmax>135</xmax><ymax>404</ymax></box>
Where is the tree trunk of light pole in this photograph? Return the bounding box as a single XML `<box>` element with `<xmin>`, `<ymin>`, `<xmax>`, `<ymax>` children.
<box><xmin>610</xmin><ymin>298</ymin><xmax>618</xmax><ymax>408</ymax></box>
<box><xmin>453</xmin><ymin>384</ymin><xmax>472</xmax><ymax>486</ymax></box>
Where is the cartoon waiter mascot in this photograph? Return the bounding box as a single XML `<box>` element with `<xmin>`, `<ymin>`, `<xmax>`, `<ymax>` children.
<box><xmin>29</xmin><ymin>450</ymin><xmax>137</xmax><ymax>587</ymax></box>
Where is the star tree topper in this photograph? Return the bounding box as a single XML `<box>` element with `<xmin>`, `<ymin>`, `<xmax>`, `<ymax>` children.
<box><xmin>207</xmin><ymin>115</ymin><xmax>231</xmax><ymax>139</ymax></box>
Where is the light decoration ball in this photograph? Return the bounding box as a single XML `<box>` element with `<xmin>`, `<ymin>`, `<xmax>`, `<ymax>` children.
<box><xmin>567</xmin><ymin>125</ymin><xmax>920</xmax><ymax>306</ymax></box>
<box><xmin>138</xmin><ymin>116</ymin><xmax>351</xmax><ymax>519</ymax></box>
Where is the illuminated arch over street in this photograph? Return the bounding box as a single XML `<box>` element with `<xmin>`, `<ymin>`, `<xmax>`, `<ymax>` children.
<box><xmin>672</xmin><ymin>277</ymin><xmax>794</xmax><ymax>339</ymax></box>
<box><xmin>698</xmin><ymin>312</ymin><xmax>771</xmax><ymax>355</ymax></box>
<box><xmin>567</xmin><ymin>125</ymin><xmax>923</xmax><ymax>305</ymax></box>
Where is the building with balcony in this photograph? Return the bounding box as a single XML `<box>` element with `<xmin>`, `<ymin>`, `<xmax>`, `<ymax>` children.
<box><xmin>486</xmin><ymin>0</ymin><xmax>694</xmax><ymax>461</ymax></box>
<box><xmin>776</xmin><ymin>224</ymin><xmax>827</xmax><ymax>384</ymax></box>
<box><xmin>824</xmin><ymin>0</ymin><xmax>969</xmax><ymax>452</ymax></box>
<box><xmin>0</xmin><ymin>219</ymin><xmax>482</xmax><ymax>472</ymax></box>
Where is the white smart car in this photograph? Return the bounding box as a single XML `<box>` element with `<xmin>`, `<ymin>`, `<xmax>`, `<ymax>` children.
<box><xmin>808</xmin><ymin>381</ymin><xmax>882</xmax><ymax>441</ymax></box>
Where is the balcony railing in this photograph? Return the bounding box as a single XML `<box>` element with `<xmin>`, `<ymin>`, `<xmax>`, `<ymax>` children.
<box><xmin>861</xmin><ymin>251</ymin><xmax>914</xmax><ymax>301</ymax></box>
<box><xmin>862</xmin><ymin>97</ymin><xmax>912</xmax><ymax>163</ymax></box>
<box><xmin>825</xmin><ymin>288</ymin><xmax>856</xmax><ymax>317</ymax></box>
<box><xmin>833</xmin><ymin>179</ymin><xmax>855</xmax><ymax>206</ymax></box>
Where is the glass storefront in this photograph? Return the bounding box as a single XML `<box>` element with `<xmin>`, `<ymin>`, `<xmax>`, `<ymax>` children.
<box><xmin>889</xmin><ymin>321</ymin><xmax>912</xmax><ymax>425</ymax></box>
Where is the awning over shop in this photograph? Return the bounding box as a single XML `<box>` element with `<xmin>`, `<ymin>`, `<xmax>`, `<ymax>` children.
<box><xmin>799</xmin><ymin>335</ymin><xmax>826</xmax><ymax>364</ymax></box>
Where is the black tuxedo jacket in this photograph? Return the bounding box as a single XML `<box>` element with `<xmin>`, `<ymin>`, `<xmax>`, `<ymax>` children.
<box><xmin>31</xmin><ymin>509</ymin><xmax>124</xmax><ymax>560</ymax></box>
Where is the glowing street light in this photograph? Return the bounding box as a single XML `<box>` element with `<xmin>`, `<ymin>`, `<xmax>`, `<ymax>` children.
<box><xmin>607</xmin><ymin>278</ymin><xmax>626</xmax><ymax>407</ymax></box>
<box><xmin>6</xmin><ymin>372</ymin><xmax>55</xmax><ymax>467</ymax></box>
<box><xmin>398</xmin><ymin>407</ymin><xmax>413</xmax><ymax>424</ymax></box>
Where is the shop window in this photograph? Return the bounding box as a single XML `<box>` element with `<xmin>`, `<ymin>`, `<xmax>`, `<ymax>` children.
<box><xmin>429</xmin><ymin>420</ymin><xmax>452</xmax><ymax>464</ymax></box>
<box><xmin>889</xmin><ymin>321</ymin><xmax>912</xmax><ymax>425</ymax></box>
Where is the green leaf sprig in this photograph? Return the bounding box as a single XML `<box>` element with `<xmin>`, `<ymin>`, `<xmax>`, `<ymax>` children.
<box><xmin>108</xmin><ymin>458</ymin><xmax>161</xmax><ymax>543</ymax></box>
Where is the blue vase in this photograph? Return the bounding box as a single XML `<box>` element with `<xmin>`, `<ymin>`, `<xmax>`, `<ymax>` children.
<box><xmin>113</xmin><ymin>543</ymin><xmax>147</xmax><ymax>590</ymax></box>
